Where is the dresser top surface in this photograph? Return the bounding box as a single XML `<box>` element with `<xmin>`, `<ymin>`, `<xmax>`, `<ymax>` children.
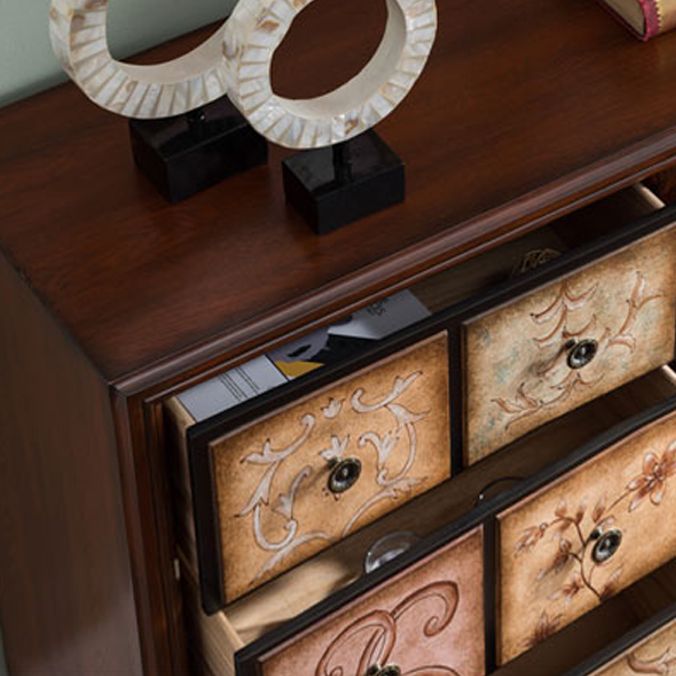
<box><xmin>1</xmin><ymin>0</ymin><xmax>675</xmax><ymax>390</ymax></box>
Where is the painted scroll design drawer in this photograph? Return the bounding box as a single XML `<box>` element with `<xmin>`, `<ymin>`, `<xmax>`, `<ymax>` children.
<box><xmin>591</xmin><ymin>618</ymin><xmax>676</xmax><ymax>675</ymax></box>
<box><xmin>465</xmin><ymin>224</ymin><xmax>676</xmax><ymax>464</ymax></box>
<box><xmin>497</xmin><ymin>410</ymin><xmax>676</xmax><ymax>664</ymax></box>
<box><xmin>211</xmin><ymin>333</ymin><xmax>451</xmax><ymax>602</ymax></box>
<box><xmin>257</xmin><ymin>527</ymin><xmax>484</xmax><ymax>676</ymax></box>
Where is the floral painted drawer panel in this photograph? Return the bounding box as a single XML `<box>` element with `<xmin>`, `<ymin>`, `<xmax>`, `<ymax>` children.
<box><xmin>257</xmin><ymin>527</ymin><xmax>485</xmax><ymax>676</ymax></box>
<box><xmin>497</xmin><ymin>409</ymin><xmax>676</xmax><ymax>664</ymax></box>
<box><xmin>591</xmin><ymin>617</ymin><xmax>676</xmax><ymax>675</ymax></box>
<box><xmin>464</xmin><ymin>224</ymin><xmax>676</xmax><ymax>464</ymax></box>
<box><xmin>210</xmin><ymin>332</ymin><xmax>451</xmax><ymax>602</ymax></box>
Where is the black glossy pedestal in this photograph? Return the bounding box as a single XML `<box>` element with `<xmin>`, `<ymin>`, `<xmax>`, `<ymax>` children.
<box><xmin>129</xmin><ymin>98</ymin><xmax>268</xmax><ymax>203</ymax></box>
<box><xmin>282</xmin><ymin>131</ymin><xmax>405</xmax><ymax>234</ymax></box>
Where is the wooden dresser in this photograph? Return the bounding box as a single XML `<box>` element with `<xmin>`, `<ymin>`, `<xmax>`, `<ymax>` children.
<box><xmin>1</xmin><ymin>1</ymin><xmax>675</xmax><ymax>674</ymax></box>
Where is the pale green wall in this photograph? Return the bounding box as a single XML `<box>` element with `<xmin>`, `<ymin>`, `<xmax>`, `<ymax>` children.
<box><xmin>0</xmin><ymin>0</ymin><xmax>236</xmax><ymax>108</ymax></box>
<box><xmin>0</xmin><ymin>4</ymin><xmax>237</xmax><ymax>674</ymax></box>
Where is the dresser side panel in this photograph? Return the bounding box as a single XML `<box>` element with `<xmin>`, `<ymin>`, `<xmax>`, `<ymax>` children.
<box><xmin>0</xmin><ymin>253</ymin><xmax>143</xmax><ymax>675</ymax></box>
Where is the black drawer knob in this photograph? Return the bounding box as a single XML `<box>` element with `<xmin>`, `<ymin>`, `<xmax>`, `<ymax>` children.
<box><xmin>566</xmin><ymin>338</ymin><xmax>598</xmax><ymax>370</ymax></box>
<box><xmin>591</xmin><ymin>527</ymin><xmax>623</xmax><ymax>564</ymax></box>
<box><xmin>367</xmin><ymin>665</ymin><xmax>402</xmax><ymax>676</ymax></box>
<box><xmin>328</xmin><ymin>457</ymin><xmax>362</xmax><ymax>494</ymax></box>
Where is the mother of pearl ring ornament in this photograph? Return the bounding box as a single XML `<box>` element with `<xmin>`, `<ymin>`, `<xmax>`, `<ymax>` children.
<box><xmin>49</xmin><ymin>0</ymin><xmax>438</xmax><ymax>223</ymax></box>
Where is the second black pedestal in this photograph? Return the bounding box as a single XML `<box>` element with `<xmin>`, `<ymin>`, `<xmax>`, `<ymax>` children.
<box><xmin>129</xmin><ymin>98</ymin><xmax>268</xmax><ymax>203</ymax></box>
<box><xmin>282</xmin><ymin>131</ymin><xmax>405</xmax><ymax>235</ymax></box>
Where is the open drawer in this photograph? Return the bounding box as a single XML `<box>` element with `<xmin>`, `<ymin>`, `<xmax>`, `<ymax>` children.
<box><xmin>565</xmin><ymin>604</ymin><xmax>675</xmax><ymax>675</ymax></box>
<box><xmin>178</xmin><ymin>366</ymin><xmax>676</xmax><ymax>675</ymax></box>
<box><xmin>169</xmin><ymin>332</ymin><xmax>453</xmax><ymax>608</ymax></box>
<box><xmin>167</xmin><ymin>186</ymin><xmax>676</xmax><ymax>615</ymax></box>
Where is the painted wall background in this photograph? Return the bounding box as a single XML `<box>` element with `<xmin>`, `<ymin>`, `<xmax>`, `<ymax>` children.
<box><xmin>0</xmin><ymin>3</ymin><xmax>237</xmax><ymax>673</ymax></box>
<box><xmin>0</xmin><ymin>0</ymin><xmax>235</xmax><ymax>108</ymax></box>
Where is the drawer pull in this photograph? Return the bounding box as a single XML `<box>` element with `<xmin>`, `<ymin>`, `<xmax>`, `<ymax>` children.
<box><xmin>328</xmin><ymin>457</ymin><xmax>362</xmax><ymax>494</ymax></box>
<box><xmin>511</xmin><ymin>248</ymin><xmax>562</xmax><ymax>276</ymax></box>
<box><xmin>475</xmin><ymin>476</ymin><xmax>524</xmax><ymax>505</ymax></box>
<box><xmin>590</xmin><ymin>527</ymin><xmax>623</xmax><ymax>564</ymax></box>
<box><xmin>367</xmin><ymin>665</ymin><xmax>402</xmax><ymax>676</ymax></box>
<box><xmin>566</xmin><ymin>338</ymin><xmax>599</xmax><ymax>370</ymax></box>
<box><xmin>364</xmin><ymin>531</ymin><xmax>421</xmax><ymax>573</ymax></box>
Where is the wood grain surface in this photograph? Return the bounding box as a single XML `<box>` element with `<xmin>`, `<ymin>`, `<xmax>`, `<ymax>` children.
<box><xmin>0</xmin><ymin>253</ymin><xmax>144</xmax><ymax>675</ymax></box>
<box><xmin>2</xmin><ymin>1</ymin><xmax>676</xmax><ymax>674</ymax></box>
<box><xmin>1</xmin><ymin>0</ymin><xmax>676</xmax><ymax>391</ymax></box>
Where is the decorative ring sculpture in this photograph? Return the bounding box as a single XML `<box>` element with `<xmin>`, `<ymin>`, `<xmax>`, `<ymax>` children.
<box><xmin>49</xmin><ymin>0</ymin><xmax>437</xmax><ymax>149</ymax></box>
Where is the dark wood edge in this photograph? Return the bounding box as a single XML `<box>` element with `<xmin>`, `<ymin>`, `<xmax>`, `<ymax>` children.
<box><xmin>484</xmin><ymin>515</ymin><xmax>498</xmax><ymax>673</ymax></box>
<box><xmin>188</xmin><ymin>429</ymin><xmax>227</xmax><ymax>614</ymax></box>
<box><xmin>110</xmin><ymin>390</ymin><xmax>176</xmax><ymax>675</ymax></box>
<box><xmin>562</xmin><ymin>602</ymin><xmax>676</xmax><ymax>676</ymax></box>
<box><xmin>187</xmin><ymin>322</ymin><xmax>454</xmax><ymax>611</ymax></box>
<box><xmin>113</xmin><ymin>135</ymin><xmax>676</xmax><ymax>396</ymax></box>
<box><xmin>143</xmin><ymin>399</ymin><xmax>190</xmax><ymax>672</ymax></box>
<box><xmin>234</xmin><ymin>395</ymin><xmax>676</xmax><ymax>674</ymax></box>
<box><xmin>458</xmin><ymin>204</ymin><xmax>676</xmax><ymax>466</ymax></box>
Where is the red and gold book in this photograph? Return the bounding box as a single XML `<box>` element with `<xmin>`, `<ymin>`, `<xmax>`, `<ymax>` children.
<box><xmin>600</xmin><ymin>0</ymin><xmax>676</xmax><ymax>39</ymax></box>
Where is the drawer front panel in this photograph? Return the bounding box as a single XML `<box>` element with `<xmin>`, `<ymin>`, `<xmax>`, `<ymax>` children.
<box><xmin>591</xmin><ymin>617</ymin><xmax>676</xmax><ymax>675</ymax></box>
<box><xmin>465</xmin><ymin>224</ymin><xmax>676</xmax><ymax>464</ymax></box>
<box><xmin>211</xmin><ymin>332</ymin><xmax>451</xmax><ymax>602</ymax></box>
<box><xmin>497</xmin><ymin>410</ymin><xmax>676</xmax><ymax>664</ymax></box>
<box><xmin>258</xmin><ymin>527</ymin><xmax>485</xmax><ymax>676</ymax></box>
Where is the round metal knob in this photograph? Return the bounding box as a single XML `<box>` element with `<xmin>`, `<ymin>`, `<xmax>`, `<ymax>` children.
<box><xmin>367</xmin><ymin>666</ymin><xmax>402</xmax><ymax>676</ymax></box>
<box><xmin>379</xmin><ymin>667</ymin><xmax>402</xmax><ymax>676</ymax></box>
<box><xmin>328</xmin><ymin>457</ymin><xmax>362</xmax><ymax>494</ymax></box>
<box><xmin>567</xmin><ymin>338</ymin><xmax>599</xmax><ymax>370</ymax></box>
<box><xmin>591</xmin><ymin>528</ymin><xmax>623</xmax><ymax>564</ymax></box>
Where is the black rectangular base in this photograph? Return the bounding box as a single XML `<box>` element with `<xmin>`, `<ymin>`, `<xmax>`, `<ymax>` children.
<box><xmin>129</xmin><ymin>98</ymin><xmax>268</xmax><ymax>203</ymax></box>
<box><xmin>282</xmin><ymin>131</ymin><xmax>405</xmax><ymax>234</ymax></box>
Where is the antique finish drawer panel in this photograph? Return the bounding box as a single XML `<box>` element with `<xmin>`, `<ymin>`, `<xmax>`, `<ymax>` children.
<box><xmin>173</xmin><ymin>332</ymin><xmax>451</xmax><ymax>608</ymax></box>
<box><xmin>247</xmin><ymin>527</ymin><xmax>485</xmax><ymax>676</ymax></box>
<box><xmin>463</xmin><ymin>220</ymin><xmax>676</xmax><ymax>464</ymax></box>
<box><xmin>591</xmin><ymin>616</ymin><xmax>676</xmax><ymax>675</ymax></box>
<box><xmin>497</xmin><ymin>408</ymin><xmax>676</xmax><ymax>664</ymax></box>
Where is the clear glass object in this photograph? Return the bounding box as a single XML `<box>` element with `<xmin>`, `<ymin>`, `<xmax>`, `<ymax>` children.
<box><xmin>364</xmin><ymin>531</ymin><xmax>421</xmax><ymax>574</ymax></box>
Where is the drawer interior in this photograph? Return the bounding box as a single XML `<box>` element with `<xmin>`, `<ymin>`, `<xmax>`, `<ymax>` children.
<box><xmin>407</xmin><ymin>183</ymin><xmax>665</xmax><ymax>312</ymax></box>
<box><xmin>177</xmin><ymin>365</ymin><xmax>676</xmax><ymax>675</ymax></box>
<box><xmin>495</xmin><ymin>559</ymin><xmax>676</xmax><ymax>675</ymax></box>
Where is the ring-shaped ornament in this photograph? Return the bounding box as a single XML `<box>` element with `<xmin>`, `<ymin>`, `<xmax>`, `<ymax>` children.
<box><xmin>49</xmin><ymin>0</ymin><xmax>231</xmax><ymax>119</ymax></box>
<box><xmin>223</xmin><ymin>0</ymin><xmax>438</xmax><ymax>148</ymax></box>
<box><xmin>49</xmin><ymin>0</ymin><xmax>437</xmax><ymax>149</ymax></box>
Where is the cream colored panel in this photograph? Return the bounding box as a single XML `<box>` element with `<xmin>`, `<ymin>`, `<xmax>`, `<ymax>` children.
<box><xmin>212</xmin><ymin>332</ymin><xmax>451</xmax><ymax>601</ymax></box>
<box><xmin>498</xmin><ymin>411</ymin><xmax>676</xmax><ymax>664</ymax></box>
<box><xmin>465</xmin><ymin>224</ymin><xmax>676</xmax><ymax>464</ymax></box>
